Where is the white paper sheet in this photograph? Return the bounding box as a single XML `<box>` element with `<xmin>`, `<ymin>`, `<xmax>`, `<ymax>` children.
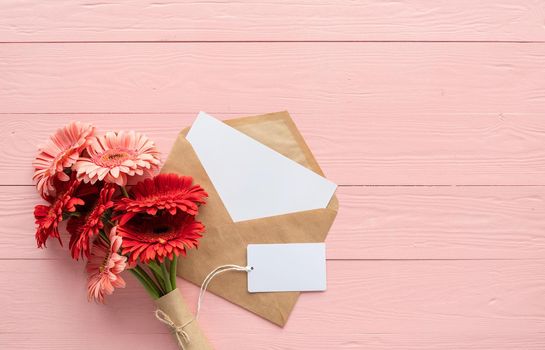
<box><xmin>186</xmin><ymin>112</ymin><xmax>337</xmax><ymax>222</ymax></box>
<box><xmin>247</xmin><ymin>243</ymin><xmax>327</xmax><ymax>293</ymax></box>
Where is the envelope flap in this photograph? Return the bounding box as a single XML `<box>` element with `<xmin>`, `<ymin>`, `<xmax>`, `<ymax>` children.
<box><xmin>224</xmin><ymin>111</ymin><xmax>325</xmax><ymax>176</ymax></box>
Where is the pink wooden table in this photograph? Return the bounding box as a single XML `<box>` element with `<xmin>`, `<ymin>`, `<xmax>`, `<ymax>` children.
<box><xmin>2</xmin><ymin>1</ymin><xmax>545</xmax><ymax>349</ymax></box>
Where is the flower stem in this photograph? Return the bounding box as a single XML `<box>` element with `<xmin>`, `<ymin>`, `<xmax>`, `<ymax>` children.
<box><xmin>99</xmin><ymin>230</ymin><xmax>109</xmax><ymax>243</ymax></box>
<box><xmin>120</xmin><ymin>186</ymin><xmax>129</xmax><ymax>198</ymax></box>
<box><xmin>161</xmin><ymin>262</ymin><xmax>173</xmax><ymax>292</ymax></box>
<box><xmin>149</xmin><ymin>266</ymin><xmax>167</xmax><ymax>294</ymax></box>
<box><xmin>169</xmin><ymin>256</ymin><xmax>178</xmax><ymax>290</ymax></box>
<box><xmin>148</xmin><ymin>261</ymin><xmax>168</xmax><ymax>293</ymax></box>
<box><xmin>134</xmin><ymin>265</ymin><xmax>163</xmax><ymax>296</ymax></box>
<box><xmin>130</xmin><ymin>268</ymin><xmax>160</xmax><ymax>299</ymax></box>
<box><xmin>62</xmin><ymin>211</ymin><xmax>81</xmax><ymax>220</ymax></box>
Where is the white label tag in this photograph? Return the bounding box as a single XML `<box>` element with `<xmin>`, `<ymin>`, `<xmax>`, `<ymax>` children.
<box><xmin>247</xmin><ymin>243</ymin><xmax>327</xmax><ymax>293</ymax></box>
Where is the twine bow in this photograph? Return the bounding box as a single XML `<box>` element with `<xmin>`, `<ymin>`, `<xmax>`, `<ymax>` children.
<box><xmin>155</xmin><ymin>309</ymin><xmax>193</xmax><ymax>350</ymax></box>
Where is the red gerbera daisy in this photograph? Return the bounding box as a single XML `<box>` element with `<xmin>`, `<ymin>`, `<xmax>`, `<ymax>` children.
<box><xmin>35</xmin><ymin>178</ymin><xmax>83</xmax><ymax>248</ymax></box>
<box><xmin>117</xmin><ymin>212</ymin><xmax>205</xmax><ymax>264</ymax></box>
<box><xmin>115</xmin><ymin>173</ymin><xmax>207</xmax><ymax>225</ymax></box>
<box><xmin>68</xmin><ymin>184</ymin><xmax>116</xmax><ymax>260</ymax></box>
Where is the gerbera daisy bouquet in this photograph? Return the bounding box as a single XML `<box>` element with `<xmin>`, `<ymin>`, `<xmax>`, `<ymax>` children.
<box><xmin>32</xmin><ymin>122</ymin><xmax>213</xmax><ymax>350</ymax></box>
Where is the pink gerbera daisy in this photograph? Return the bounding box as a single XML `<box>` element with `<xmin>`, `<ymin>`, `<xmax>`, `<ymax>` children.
<box><xmin>86</xmin><ymin>227</ymin><xmax>127</xmax><ymax>303</ymax></box>
<box><xmin>34</xmin><ymin>178</ymin><xmax>83</xmax><ymax>248</ymax></box>
<box><xmin>74</xmin><ymin>131</ymin><xmax>161</xmax><ymax>186</ymax></box>
<box><xmin>33</xmin><ymin>122</ymin><xmax>95</xmax><ymax>199</ymax></box>
<box><xmin>114</xmin><ymin>173</ymin><xmax>208</xmax><ymax>225</ymax></box>
<box><xmin>68</xmin><ymin>184</ymin><xmax>116</xmax><ymax>260</ymax></box>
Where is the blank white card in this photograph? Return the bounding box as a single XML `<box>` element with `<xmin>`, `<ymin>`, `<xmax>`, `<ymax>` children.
<box><xmin>247</xmin><ymin>243</ymin><xmax>327</xmax><ymax>293</ymax></box>
<box><xmin>186</xmin><ymin>112</ymin><xmax>337</xmax><ymax>222</ymax></box>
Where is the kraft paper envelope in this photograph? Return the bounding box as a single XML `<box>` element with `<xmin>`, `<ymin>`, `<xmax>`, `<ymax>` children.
<box><xmin>161</xmin><ymin>111</ymin><xmax>338</xmax><ymax>327</ymax></box>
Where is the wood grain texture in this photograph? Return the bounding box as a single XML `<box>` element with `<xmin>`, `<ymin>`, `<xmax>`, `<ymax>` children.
<box><xmin>1</xmin><ymin>0</ymin><xmax>545</xmax><ymax>42</ymax></box>
<box><xmin>3</xmin><ymin>111</ymin><xmax>545</xmax><ymax>186</ymax></box>
<box><xmin>2</xmin><ymin>332</ymin><xmax>545</xmax><ymax>350</ymax></box>
<box><xmin>2</xmin><ymin>43</ymin><xmax>545</xmax><ymax>115</ymax></box>
<box><xmin>3</xmin><ymin>185</ymin><xmax>545</xmax><ymax>260</ymax></box>
<box><xmin>2</xmin><ymin>259</ymin><xmax>545</xmax><ymax>348</ymax></box>
<box><xmin>2</xmin><ymin>1</ymin><xmax>545</xmax><ymax>349</ymax></box>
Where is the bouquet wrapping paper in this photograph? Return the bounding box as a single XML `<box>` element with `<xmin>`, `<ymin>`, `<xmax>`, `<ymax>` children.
<box><xmin>155</xmin><ymin>289</ymin><xmax>214</xmax><ymax>350</ymax></box>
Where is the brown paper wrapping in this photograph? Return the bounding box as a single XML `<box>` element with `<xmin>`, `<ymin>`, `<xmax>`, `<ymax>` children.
<box><xmin>155</xmin><ymin>289</ymin><xmax>214</xmax><ymax>350</ymax></box>
<box><xmin>161</xmin><ymin>111</ymin><xmax>338</xmax><ymax>327</ymax></box>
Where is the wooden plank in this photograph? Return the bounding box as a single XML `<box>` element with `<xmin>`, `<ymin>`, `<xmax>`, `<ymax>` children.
<box><xmin>2</xmin><ymin>332</ymin><xmax>545</xmax><ymax>350</ymax></box>
<box><xmin>1</xmin><ymin>259</ymin><xmax>545</xmax><ymax>339</ymax></box>
<box><xmin>4</xmin><ymin>185</ymin><xmax>545</xmax><ymax>260</ymax></box>
<box><xmin>2</xmin><ymin>43</ymin><xmax>545</xmax><ymax>116</ymax></box>
<box><xmin>2</xmin><ymin>111</ymin><xmax>545</xmax><ymax>186</ymax></box>
<box><xmin>1</xmin><ymin>0</ymin><xmax>544</xmax><ymax>42</ymax></box>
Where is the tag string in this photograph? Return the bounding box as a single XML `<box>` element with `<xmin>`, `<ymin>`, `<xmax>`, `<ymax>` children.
<box><xmin>196</xmin><ymin>264</ymin><xmax>252</xmax><ymax>319</ymax></box>
<box><xmin>154</xmin><ymin>309</ymin><xmax>192</xmax><ymax>350</ymax></box>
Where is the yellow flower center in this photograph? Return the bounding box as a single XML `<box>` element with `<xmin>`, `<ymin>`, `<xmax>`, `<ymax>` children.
<box><xmin>97</xmin><ymin>149</ymin><xmax>135</xmax><ymax>167</ymax></box>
